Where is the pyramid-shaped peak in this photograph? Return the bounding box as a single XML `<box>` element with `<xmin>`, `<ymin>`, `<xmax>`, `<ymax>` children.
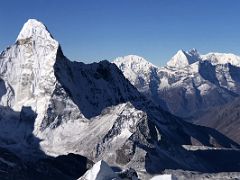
<box><xmin>166</xmin><ymin>49</ymin><xmax>188</xmax><ymax>68</ymax></box>
<box><xmin>23</xmin><ymin>19</ymin><xmax>46</xmax><ymax>28</ymax></box>
<box><xmin>176</xmin><ymin>49</ymin><xmax>187</xmax><ymax>56</ymax></box>
<box><xmin>167</xmin><ymin>49</ymin><xmax>200</xmax><ymax>69</ymax></box>
<box><xmin>17</xmin><ymin>19</ymin><xmax>55</xmax><ymax>42</ymax></box>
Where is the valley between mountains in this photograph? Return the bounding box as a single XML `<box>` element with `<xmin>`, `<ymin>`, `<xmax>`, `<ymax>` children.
<box><xmin>0</xmin><ymin>19</ymin><xmax>239</xmax><ymax>179</ymax></box>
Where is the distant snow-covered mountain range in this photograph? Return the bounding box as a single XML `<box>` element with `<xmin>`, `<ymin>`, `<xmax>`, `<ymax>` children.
<box><xmin>114</xmin><ymin>50</ymin><xmax>240</xmax><ymax>118</ymax></box>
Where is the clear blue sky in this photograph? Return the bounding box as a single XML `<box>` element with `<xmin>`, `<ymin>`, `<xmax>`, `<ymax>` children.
<box><xmin>0</xmin><ymin>0</ymin><xmax>240</xmax><ymax>66</ymax></box>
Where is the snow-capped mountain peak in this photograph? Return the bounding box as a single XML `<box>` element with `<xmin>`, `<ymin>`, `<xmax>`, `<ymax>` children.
<box><xmin>114</xmin><ymin>55</ymin><xmax>157</xmax><ymax>72</ymax></box>
<box><xmin>201</xmin><ymin>52</ymin><xmax>240</xmax><ymax>67</ymax></box>
<box><xmin>166</xmin><ymin>49</ymin><xmax>199</xmax><ymax>68</ymax></box>
<box><xmin>0</xmin><ymin>19</ymin><xmax>60</xmax><ymax>131</ymax></box>
<box><xmin>16</xmin><ymin>19</ymin><xmax>55</xmax><ymax>43</ymax></box>
<box><xmin>113</xmin><ymin>55</ymin><xmax>158</xmax><ymax>91</ymax></box>
<box><xmin>166</xmin><ymin>49</ymin><xmax>189</xmax><ymax>68</ymax></box>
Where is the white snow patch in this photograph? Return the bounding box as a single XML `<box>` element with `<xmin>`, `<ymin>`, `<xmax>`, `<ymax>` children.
<box><xmin>150</xmin><ymin>174</ymin><xmax>177</xmax><ymax>180</ymax></box>
<box><xmin>159</xmin><ymin>77</ymin><xmax>169</xmax><ymax>89</ymax></box>
<box><xmin>78</xmin><ymin>160</ymin><xmax>119</xmax><ymax>180</ymax></box>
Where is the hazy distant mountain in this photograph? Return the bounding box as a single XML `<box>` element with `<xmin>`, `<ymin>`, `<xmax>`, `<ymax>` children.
<box><xmin>114</xmin><ymin>50</ymin><xmax>240</xmax><ymax>118</ymax></box>
<box><xmin>196</xmin><ymin>97</ymin><xmax>240</xmax><ymax>144</ymax></box>
<box><xmin>0</xmin><ymin>19</ymin><xmax>239</xmax><ymax>179</ymax></box>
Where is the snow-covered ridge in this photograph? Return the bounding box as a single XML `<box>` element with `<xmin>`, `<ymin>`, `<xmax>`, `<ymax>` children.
<box><xmin>113</xmin><ymin>49</ymin><xmax>240</xmax><ymax>117</ymax></box>
<box><xmin>201</xmin><ymin>52</ymin><xmax>240</xmax><ymax>66</ymax></box>
<box><xmin>113</xmin><ymin>49</ymin><xmax>240</xmax><ymax>70</ymax></box>
<box><xmin>113</xmin><ymin>55</ymin><xmax>159</xmax><ymax>94</ymax></box>
<box><xmin>114</xmin><ymin>55</ymin><xmax>157</xmax><ymax>70</ymax></box>
<box><xmin>114</xmin><ymin>55</ymin><xmax>157</xmax><ymax>81</ymax></box>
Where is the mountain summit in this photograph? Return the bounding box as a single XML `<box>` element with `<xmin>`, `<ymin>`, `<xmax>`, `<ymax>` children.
<box><xmin>166</xmin><ymin>49</ymin><xmax>200</xmax><ymax>68</ymax></box>
<box><xmin>17</xmin><ymin>19</ymin><xmax>54</xmax><ymax>41</ymax></box>
<box><xmin>0</xmin><ymin>19</ymin><xmax>60</xmax><ymax>132</ymax></box>
<box><xmin>114</xmin><ymin>55</ymin><xmax>159</xmax><ymax>91</ymax></box>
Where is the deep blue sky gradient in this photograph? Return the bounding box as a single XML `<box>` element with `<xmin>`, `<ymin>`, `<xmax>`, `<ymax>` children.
<box><xmin>0</xmin><ymin>0</ymin><xmax>240</xmax><ymax>66</ymax></box>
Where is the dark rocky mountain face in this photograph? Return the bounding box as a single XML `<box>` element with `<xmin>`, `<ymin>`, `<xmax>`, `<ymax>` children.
<box><xmin>0</xmin><ymin>146</ymin><xmax>93</xmax><ymax>180</ymax></box>
<box><xmin>0</xmin><ymin>19</ymin><xmax>239</xmax><ymax>179</ymax></box>
<box><xmin>196</xmin><ymin>97</ymin><xmax>240</xmax><ymax>144</ymax></box>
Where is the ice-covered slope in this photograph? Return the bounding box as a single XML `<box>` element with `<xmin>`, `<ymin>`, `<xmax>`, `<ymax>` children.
<box><xmin>0</xmin><ymin>19</ymin><xmax>240</xmax><ymax>179</ymax></box>
<box><xmin>0</xmin><ymin>19</ymin><xmax>59</xmax><ymax>132</ymax></box>
<box><xmin>114</xmin><ymin>49</ymin><xmax>240</xmax><ymax>118</ymax></box>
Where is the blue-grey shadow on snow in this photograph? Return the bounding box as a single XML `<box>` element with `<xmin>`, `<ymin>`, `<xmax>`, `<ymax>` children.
<box><xmin>53</xmin><ymin>48</ymin><xmax>240</xmax><ymax>174</ymax></box>
<box><xmin>0</xmin><ymin>78</ymin><xmax>93</xmax><ymax>180</ymax></box>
